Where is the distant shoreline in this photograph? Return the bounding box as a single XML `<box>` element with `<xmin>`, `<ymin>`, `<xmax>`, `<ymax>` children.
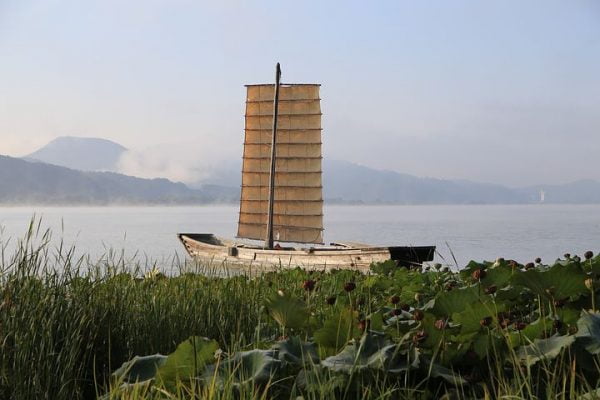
<box><xmin>1</xmin><ymin>202</ymin><xmax>600</xmax><ymax>207</ymax></box>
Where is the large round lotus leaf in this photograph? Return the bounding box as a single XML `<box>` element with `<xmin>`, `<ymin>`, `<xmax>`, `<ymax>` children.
<box><xmin>368</xmin><ymin>311</ymin><xmax>385</xmax><ymax>332</ymax></box>
<box><xmin>431</xmin><ymin>286</ymin><xmax>479</xmax><ymax>317</ymax></box>
<box><xmin>112</xmin><ymin>354</ymin><xmax>167</xmax><ymax>383</ymax></box>
<box><xmin>419</xmin><ymin>313</ymin><xmax>446</xmax><ymax>349</ymax></box>
<box><xmin>265</xmin><ymin>291</ymin><xmax>309</xmax><ymax>330</ymax></box>
<box><xmin>271</xmin><ymin>336</ymin><xmax>319</xmax><ymax>366</ymax></box>
<box><xmin>576</xmin><ymin>311</ymin><xmax>600</xmax><ymax>354</ymax></box>
<box><xmin>473</xmin><ymin>263</ymin><xmax>515</xmax><ymax>288</ymax></box>
<box><xmin>556</xmin><ymin>307</ymin><xmax>581</xmax><ymax>327</ymax></box>
<box><xmin>314</xmin><ymin>308</ymin><xmax>359</xmax><ymax>356</ymax></box>
<box><xmin>511</xmin><ymin>264</ymin><xmax>587</xmax><ymax>300</ymax></box>
<box><xmin>507</xmin><ymin>317</ymin><xmax>553</xmax><ymax>349</ymax></box>
<box><xmin>321</xmin><ymin>334</ymin><xmax>393</xmax><ymax>372</ymax></box>
<box><xmin>156</xmin><ymin>336</ymin><xmax>219</xmax><ymax>387</ymax></box>
<box><xmin>451</xmin><ymin>300</ymin><xmax>504</xmax><ymax>335</ymax></box>
<box><xmin>368</xmin><ymin>344</ymin><xmax>419</xmax><ymax>374</ymax></box>
<box><xmin>516</xmin><ymin>334</ymin><xmax>575</xmax><ymax>367</ymax></box>
<box><xmin>203</xmin><ymin>349</ymin><xmax>281</xmax><ymax>387</ymax></box>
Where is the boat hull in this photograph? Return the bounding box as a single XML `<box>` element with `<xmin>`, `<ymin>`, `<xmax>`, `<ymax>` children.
<box><xmin>178</xmin><ymin>233</ymin><xmax>435</xmax><ymax>271</ymax></box>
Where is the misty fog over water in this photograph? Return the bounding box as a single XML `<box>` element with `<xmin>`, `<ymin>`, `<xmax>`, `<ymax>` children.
<box><xmin>0</xmin><ymin>205</ymin><xmax>598</xmax><ymax>269</ymax></box>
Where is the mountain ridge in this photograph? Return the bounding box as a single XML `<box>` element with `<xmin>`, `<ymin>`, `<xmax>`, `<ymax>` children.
<box><xmin>26</xmin><ymin>136</ymin><xmax>127</xmax><ymax>172</ymax></box>
<box><xmin>8</xmin><ymin>136</ymin><xmax>600</xmax><ymax>205</ymax></box>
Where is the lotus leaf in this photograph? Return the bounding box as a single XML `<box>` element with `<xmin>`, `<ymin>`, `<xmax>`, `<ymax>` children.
<box><xmin>507</xmin><ymin>317</ymin><xmax>552</xmax><ymax>348</ymax></box>
<box><xmin>156</xmin><ymin>336</ymin><xmax>219</xmax><ymax>387</ymax></box>
<box><xmin>112</xmin><ymin>354</ymin><xmax>167</xmax><ymax>383</ymax></box>
<box><xmin>419</xmin><ymin>313</ymin><xmax>446</xmax><ymax>349</ymax></box>
<box><xmin>512</xmin><ymin>263</ymin><xmax>587</xmax><ymax>300</ymax></box>
<box><xmin>203</xmin><ymin>349</ymin><xmax>281</xmax><ymax>387</ymax></box>
<box><xmin>271</xmin><ymin>336</ymin><xmax>319</xmax><ymax>366</ymax></box>
<box><xmin>314</xmin><ymin>308</ymin><xmax>359</xmax><ymax>356</ymax></box>
<box><xmin>516</xmin><ymin>334</ymin><xmax>575</xmax><ymax>366</ymax></box>
<box><xmin>431</xmin><ymin>286</ymin><xmax>479</xmax><ymax>317</ymax></box>
<box><xmin>265</xmin><ymin>291</ymin><xmax>309</xmax><ymax>330</ymax></box>
<box><xmin>576</xmin><ymin>311</ymin><xmax>600</xmax><ymax>354</ymax></box>
<box><xmin>321</xmin><ymin>333</ymin><xmax>413</xmax><ymax>373</ymax></box>
<box><xmin>452</xmin><ymin>301</ymin><xmax>503</xmax><ymax>335</ymax></box>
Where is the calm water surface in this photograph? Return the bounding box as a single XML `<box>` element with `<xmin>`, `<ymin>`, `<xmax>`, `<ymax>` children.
<box><xmin>0</xmin><ymin>205</ymin><xmax>599</xmax><ymax>268</ymax></box>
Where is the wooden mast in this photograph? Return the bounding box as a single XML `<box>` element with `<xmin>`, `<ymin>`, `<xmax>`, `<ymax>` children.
<box><xmin>265</xmin><ymin>62</ymin><xmax>281</xmax><ymax>249</ymax></box>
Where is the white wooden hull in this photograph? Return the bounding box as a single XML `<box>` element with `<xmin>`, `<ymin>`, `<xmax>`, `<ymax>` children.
<box><xmin>178</xmin><ymin>233</ymin><xmax>435</xmax><ymax>271</ymax></box>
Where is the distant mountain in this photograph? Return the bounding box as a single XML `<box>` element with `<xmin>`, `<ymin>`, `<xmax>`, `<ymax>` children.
<box><xmin>13</xmin><ymin>136</ymin><xmax>600</xmax><ymax>205</ymax></box>
<box><xmin>322</xmin><ymin>160</ymin><xmax>524</xmax><ymax>204</ymax></box>
<box><xmin>0</xmin><ymin>155</ymin><xmax>212</xmax><ymax>205</ymax></box>
<box><xmin>26</xmin><ymin>136</ymin><xmax>127</xmax><ymax>171</ymax></box>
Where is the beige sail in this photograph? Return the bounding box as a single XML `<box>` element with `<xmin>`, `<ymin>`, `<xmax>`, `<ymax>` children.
<box><xmin>237</xmin><ymin>84</ymin><xmax>324</xmax><ymax>244</ymax></box>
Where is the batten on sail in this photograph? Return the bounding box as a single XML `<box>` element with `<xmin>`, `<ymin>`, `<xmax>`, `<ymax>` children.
<box><xmin>237</xmin><ymin>83</ymin><xmax>324</xmax><ymax>244</ymax></box>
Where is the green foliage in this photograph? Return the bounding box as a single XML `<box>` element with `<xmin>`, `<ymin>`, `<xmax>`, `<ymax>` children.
<box><xmin>265</xmin><ymin>291</ymin><xmax>309</xmax><ymax>331</ymax></box>
<box><xmin>4</xmin><ymin>226</ymin><xmax>600</xmax><ymax>399</ymax></box>
<box><xmin>321</xmin><ymin>333</ymin><xmax>392</xmax><ymax>372</ymax></box>
<box><xmin>203</xmin><ymin>349</ymin><xmax>281</xmax><ymax>387</ymax></box>
<box><xmin>314</xmin><ymin>308</ymin><xmax>360</xmax><ymax>356</ymax></box>
<box><xmin>272</xmin><ymin>336</ymin><xmax>319</xmax><ymax>366</ymax></box>
<box><xmin>576</xmin><ymin>311</ymin><xmax>600</xmax><ymax>354</ymax></box>
<box><xmin>112</xmin><ymin>354</ymin><xmax>168</xmax><ymax>383</ymax></box>
<box><xmin>512</xmin><ymin>263</ymin><xmax>588</xmax><ymax>299</ymax></box>
<box><xmin>517</xmin><ymin>335</ymin><xmax>575</xmax><ymax>366</ymax></box>
<box><xmin>156</xmin><ymin>336</ymin><xmax>219</xmax><ymax>387</ymax></box>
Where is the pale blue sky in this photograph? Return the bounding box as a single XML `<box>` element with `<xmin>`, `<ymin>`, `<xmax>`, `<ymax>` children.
<box><xmin>1</xmin><ymin>0</ymin><xmax>599</xmax><ymax>186</ymax></box>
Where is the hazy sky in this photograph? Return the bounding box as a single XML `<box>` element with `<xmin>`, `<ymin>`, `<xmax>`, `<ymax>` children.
<box><xmin>1</xmin><ymin>0</ymin><xmax>599</xmax><ymax>186</ymax></box>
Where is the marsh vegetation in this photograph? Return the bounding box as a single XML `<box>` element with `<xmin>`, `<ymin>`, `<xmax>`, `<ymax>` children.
<box><xmin>2</xmin><ymin>223</ymin><xmax>600</xmax><ymax>399</ymax></box>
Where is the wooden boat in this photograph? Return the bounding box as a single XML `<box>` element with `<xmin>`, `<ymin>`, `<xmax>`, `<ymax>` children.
<box><xmin>179</xmin><ymin>64</ymin><xmax>435</xmax><ymax>271</ymax></box>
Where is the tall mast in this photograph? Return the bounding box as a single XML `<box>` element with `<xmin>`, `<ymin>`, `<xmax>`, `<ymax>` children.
<box><xmin>265</xmin><ymin>63</ymin><xmax>281</xmax><ymax>249</ymax></box>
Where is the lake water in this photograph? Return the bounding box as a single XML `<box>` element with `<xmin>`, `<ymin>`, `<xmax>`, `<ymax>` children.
<box><xmin>0</xmin><ymin>205</ymin><xmax>599</xmax><ymax>269</ymax></box>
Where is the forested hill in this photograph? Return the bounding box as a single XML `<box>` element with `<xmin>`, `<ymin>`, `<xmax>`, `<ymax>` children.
<box><xmin>0</xmin><ymin>155</ymin><xmax>211</xmax><ymax>205</ymax></box>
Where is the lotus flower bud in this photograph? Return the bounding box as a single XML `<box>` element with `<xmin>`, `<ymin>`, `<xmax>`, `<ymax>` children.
<box><xmin>553</xmin><ymin>298</ymin><xmax>566</xmax><ymax>308</ymax></box>
<box><xmin>391</xmin><ymin>308</ymin><xmax>402</xmax><ymax>316</ymax></box>
<box><xmin>358</xmin><ymin>319</ymin><xmax>368</xmax><ymax>332</ymax></box>
<box><xmin>525</xmin><ymin>262</ymin><xmax>535</xmax><ymax>270</ymax></box>
<box><xmin>472</xmin><ymin>269</ymin><xmax>486</xmax><ymax>281</ymax></box>
<box><xmin>412</xmin><ymin>330</ymin><xmax>428</xmax><ymax>345</ymax></box>
<box><xmin>434</xmin><ymin>319</ymin><xmax>447</xmax><ymax>330</ymax></box>
<box><xmin>515</xmin><ymin>321</ymin><xmax>527</xmax><ymax>331</ymax></box>
<box><xmin>553</xmin><ymin>320</ymin><xmax>563</xmax><ymax>331</ymax></box>
<box><xmin>413</xmin><ymin>310</ymin><xmax>424</xmax><ymax>321</ymax></box>
<box><xmin>302</xmin><ymin>279</ymin><xmax>316</xmax><ymax>291</ymax></box>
